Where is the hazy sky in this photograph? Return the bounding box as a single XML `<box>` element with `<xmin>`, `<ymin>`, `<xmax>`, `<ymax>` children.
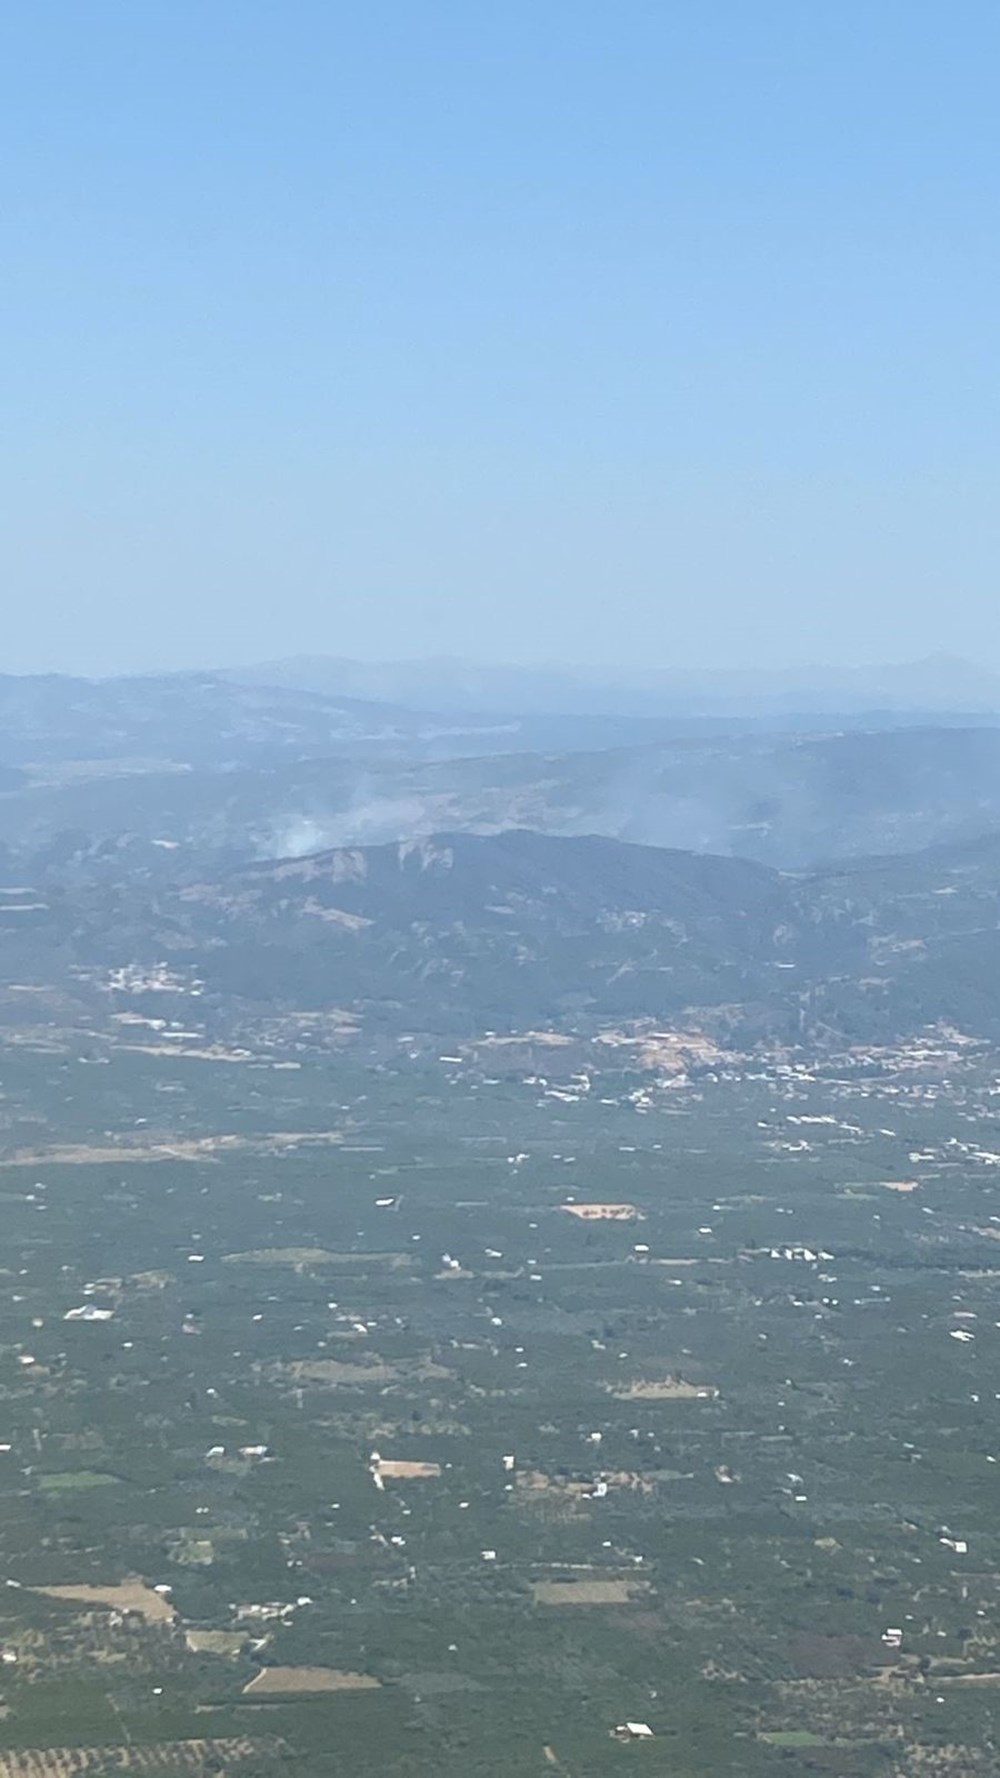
<box><xmin>3</xmin><ymin>1</ymin><xmax>1000</xmax><ymax>675</ymax></box>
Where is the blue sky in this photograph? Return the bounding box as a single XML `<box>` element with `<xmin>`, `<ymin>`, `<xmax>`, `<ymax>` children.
<box><xmin>2</xmin><ymin>1</ymin><xmax>999</xmax><ymax>673</ymax></box>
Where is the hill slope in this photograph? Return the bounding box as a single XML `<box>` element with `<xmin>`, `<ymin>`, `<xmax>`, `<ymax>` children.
<box><xmin>7</xmin><ymin>825</ymin><xmax>1000</xmax><ymax>1046</ymax></box>
<box><xmin>10</xmin><ymin>724</ymin><xmax>1000</xmax><ymax>886</ymax></box>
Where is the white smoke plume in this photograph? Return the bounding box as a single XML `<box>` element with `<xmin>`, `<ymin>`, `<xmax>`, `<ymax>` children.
<box><xmin>258</xmin><ymin>787</ymin><xmax>443</xmax><ymax>861</ymax></box>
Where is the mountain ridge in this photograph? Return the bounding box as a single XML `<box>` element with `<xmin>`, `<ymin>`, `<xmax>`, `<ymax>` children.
<box><xmin>222</xmin><ymin>651</ymin><xmax>1000</xmax><ymax>719</ymax></box>
<box><xmin>10</xmin><ymin>822</ymin><xmax>1000</xmax><ymax>1049</ymax></box>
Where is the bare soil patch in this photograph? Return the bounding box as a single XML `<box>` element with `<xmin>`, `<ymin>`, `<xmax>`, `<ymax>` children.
<box><xmin>0</xmin><ymin>1740</ymin><xmax>278</xmax><ymax>1777</ymax></box>
<box><xmin>284</xmin><ymin>1358</ymin><xmax>399</xmax><ymax>1384</ymax></box>
<box><xmin>613</xmin><ymin>1378</ymin><xmax>719</xmax><ymax>1401</ymax></box>
<box><xmin>185</xmin><ymin>1629</ymin><xmax>247</xmax><ymax>1657</ymax></box>
<box><xmin>243</xmin><ymin>1667</ymin><xmax>380</xmax><ymax>1696</ymax></box>
<box><xmin>2</xmin><ymin>1130</ymin><xmax>345</xmax><ymax>1167</ymax></box>
<box><xmin>225</xmin><ymin>1247</ymin><xmax>342</xmax><ymax>1267</ymax></box>
<box><xmin>375</xmin><ymin>1459</ymin><xmax>441</xmax><ymax>1479</ymax></box>
<box><xmin>533</xmin><ymin>1578</ymin><xmax>643</xmax><ymax>1606</ymax></box>
<box><xmin>936</xmin><ymin>1671</ymin><xmax>1000</xmax><ymax>1686</ymax></box>
<box><xmin>562</xmin><ymin>1204</ymin><xmax>639</xmax><ymax>1221</ymax></box>
<box><xmin>29</xmin><ymin>1579</ymin><xmax>175</xmax><ymax>1624</ymax></box>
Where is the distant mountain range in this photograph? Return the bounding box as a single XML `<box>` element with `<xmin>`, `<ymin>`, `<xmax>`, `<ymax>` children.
<box><xmin>4</xmin><ymin>659</ymin><xmax>1000</xmax><ymax>1052</ymax></box>
<box><xmin>0</xmin><ymin>671</ymin><xmax>523</xmax><ymax>769</ymax></box>
<box><xmin>5</xmin><ymin>666</ymin><xmax>992</xmax><ymax>779</ymax></box>
<box><xmin>223</xmin><ymin>652</ymin><xmax>1000</xmax><ymax>719</ymax></box>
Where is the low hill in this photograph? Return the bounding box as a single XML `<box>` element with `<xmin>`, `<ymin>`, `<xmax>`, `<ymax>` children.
<box><xmin>168</xmin><ymin>831</ymin><xmax>799</xmax><ymax>1034</ymax></box>
<box><xmin>7</xmin><ymin>824</ymin><xmax>1000</xmax><ymax>1047</ymax></box>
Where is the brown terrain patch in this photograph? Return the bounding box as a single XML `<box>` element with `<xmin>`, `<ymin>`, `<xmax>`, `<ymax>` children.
<box><xmin>29</xmin><ymin>1580</ymin><xmax>175</xmax><ymax>1624</ymax></box>
<box><xmin>116</xmin><ymin>1045</ymin><xmax>261</xmax><ymax>1063</ymax></box>
<box><xmin>605</xmin><ymin>1470</ymin><xmax>656</xmax><ymax>1493</ymax></box>
<box><xmin>374</xmin><ymin>1459</ymin><xmax>441</xmax><ymax>1479</ymax></box>
<box><xmin>612</xmin><ymin>1378</ymin><xmax>719</xmax><ymax>1401</ymax></box>
<box><xmin>1</xmin><ymin>1130</ymin><xmax>345</xmax><ymax>1167</ymax></box>
<box><xmin>225</xmin><ymin>1247</ymin><xmax>343</xmax><ymax>1267</ymax></box>
<box><xmin>243</xmin><ymin>1667</ymin><xmax>380</xmax><ymax>1696</ymax></box>
<box><xmin>561</xmin><ymin>1204</ymin><xmax>640</xmax><ymax>1221</ymax></box>
<box><xmin>285</xmin><ymin>1358</ymin><xmax>400</xmax><ymax>1384</ymax></box>
<box><xmin>518</xmin><ymin>1470</ymin><xmax>591</xmax><ymax>1497</ymax></box>
<box><xmin>515</xmin><ymin>1473</ymin><xmax>591</xmax><ymax>1518</ymax></box>
<box><xmin>516</xmin><ymin>1470</ymin><xmax>655</xmax><ymax>1509</ymax></box>
<box><xmin>0</xmin><ymin>1740</ymin><xmax>280</xmax><ymax>1778</ymax></box>
<box><xmin>184</xmin><ymin>1629</ymin><xmax>247</xmax><ymax>1657</ymax></box>
<box><xmin>935</xmin><ymin>1671</ymin><xmax>1000</xmax><ymax>1686</ymax></box>
<box><xmin>299</xmin><ymin>900</ymin><xmax>373</xmax><ymax>931</ymax></box>
<box><xmin>533</xmin><ymin>1578</ymin><xmax>645</xmax><ymax>1606</ymax></box>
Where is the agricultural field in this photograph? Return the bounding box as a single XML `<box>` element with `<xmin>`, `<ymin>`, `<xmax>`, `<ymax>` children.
<box><xmin>0</xmin><ymin>1025</ymin><xmax>998</xmax><ymax>1776</ymax></box>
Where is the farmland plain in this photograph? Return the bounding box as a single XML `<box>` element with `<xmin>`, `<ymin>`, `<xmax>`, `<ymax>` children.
<box><xmin>1</xmin><ymin>1025</ymin><xmax>999</xmax><ymax>1777</ymax></box>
